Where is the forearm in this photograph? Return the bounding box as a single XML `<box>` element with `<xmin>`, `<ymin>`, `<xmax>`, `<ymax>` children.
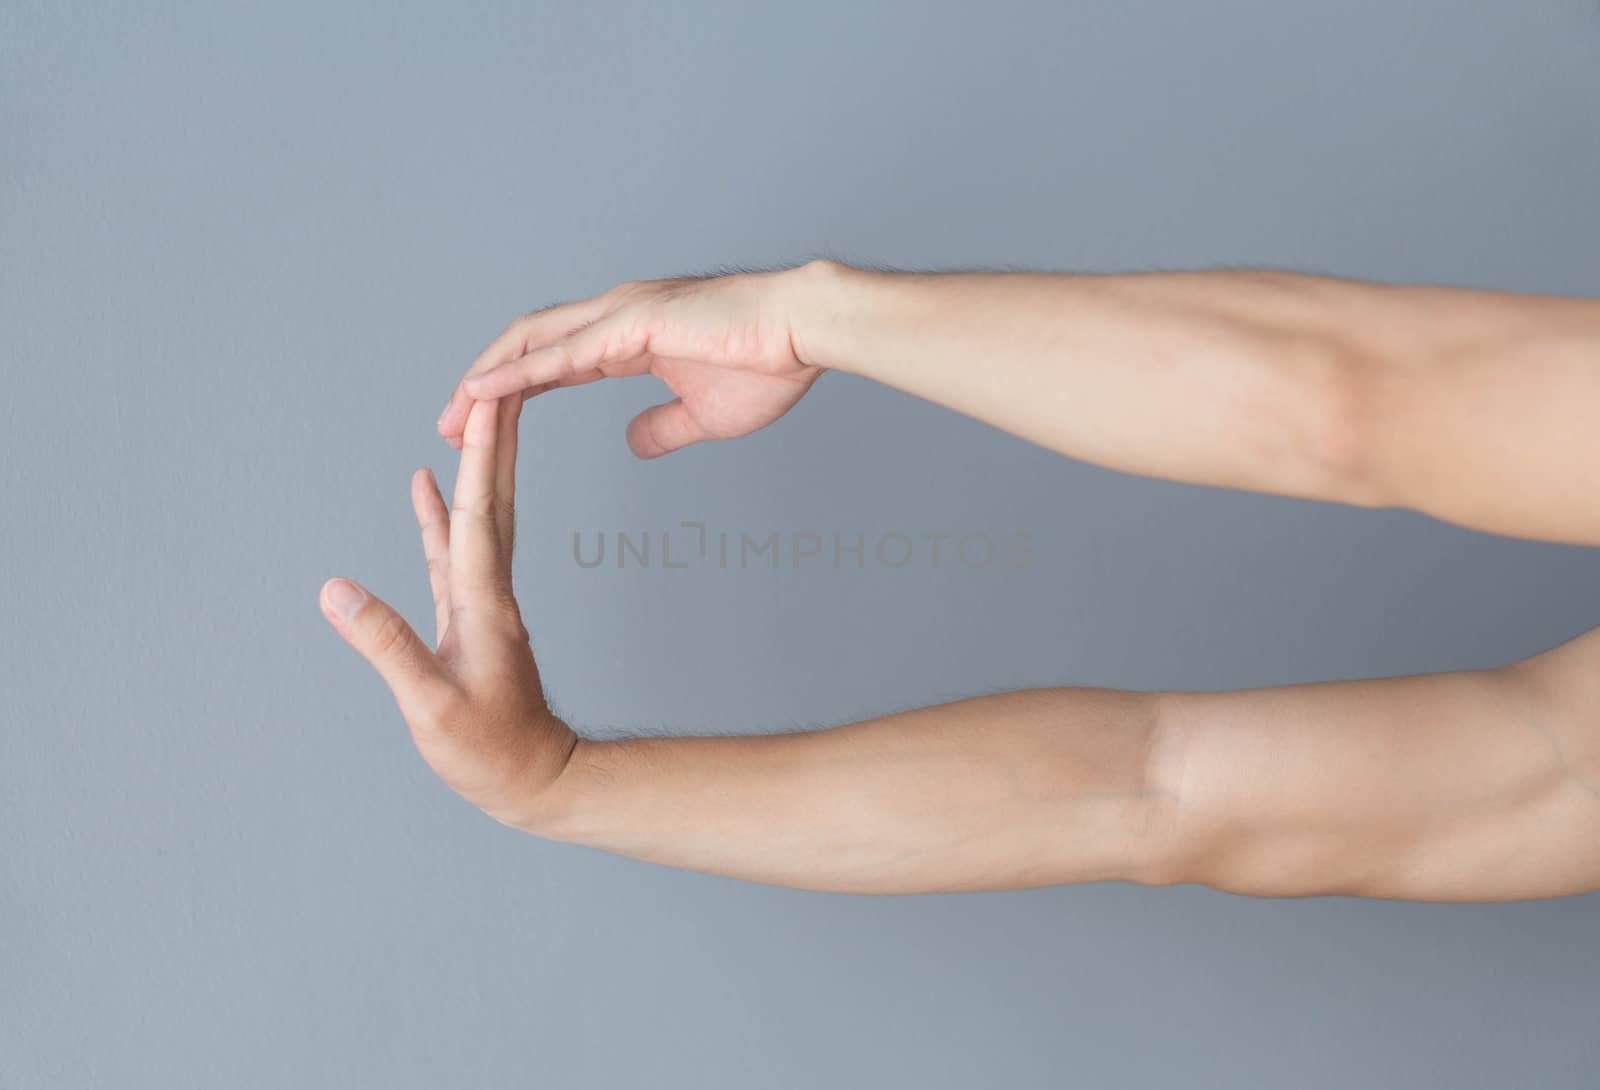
<box><xmin>520</xmin><ymin>634</ymin><xmax>1600</xmax><ymax>900</ymax></box>
<box><xmin>793</xmin><ymin>262</ymin><xmax>1600</xmax><ymax>543</ymax></box>
<box><xmin>794</xmin><ymin>263</ymin><xmax>1377</xmax><ymax>505</ymax></box>
<box><xmin>525</xmin><ymin>689</ymin><xmax>1176</xmax><ymax>894</ymax></box>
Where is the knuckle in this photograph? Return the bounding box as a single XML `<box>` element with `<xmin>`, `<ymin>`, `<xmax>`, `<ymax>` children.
<box><xmin>552</xmin><ymin>339</ymin><xmax>582</xmax><ymax>376</ymax></box>
<box><xmin>525</xmin><ymin>341</ymin><xmax>574</xmax><ymax>382</ymax></box>
<box><xmin>477</xmin><ymin>587</ymin><xmax>527</xmax><ymax>635</ymax></box>
<box><xmin>506</xmin><ymin>614</ymin><xmax>531</xmax><ymax>644</ymax></box>
<box><xmin>591</xmin><ymin>312</ymin><xmax>645</xmax><ymax>363</ymax></box>
<box><xmin>367</xmin><ymin>611</ymin><xmax>412</xmax><ymax>657</ymax></box>
<box><xmin>489</xmin><ymin>587</ymin><xmax>524</xmax><ymax>624</ymax></box>
<box><xmin>447</xmin><ymin>592</ymin><xmax>524</xmax><ymax>635</ymax></box>
<box><xmin>449</xmin><ymin>496</ymin><xmax>491</xmax><ymax>523</ymax></box>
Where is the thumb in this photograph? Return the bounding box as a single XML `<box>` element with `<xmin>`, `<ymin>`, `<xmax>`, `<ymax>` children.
<box><xmin>320</xmin><ymin>578</ymin><xmax>443</xmax><ymax>701</ymax></box>
<box><xmin>626</xmin><ymin>398</ymin><xmax>713</xmax><ymax>459</ymax></box>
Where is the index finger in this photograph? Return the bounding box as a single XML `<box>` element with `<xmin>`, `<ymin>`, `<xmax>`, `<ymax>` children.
<box><xmin>438</xmin><ymin>296</ymin><xmax>611</xmax><ymax>445</ymax></box>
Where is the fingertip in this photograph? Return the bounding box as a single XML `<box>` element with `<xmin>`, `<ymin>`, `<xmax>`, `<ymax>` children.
<box><xmin>320</xmin><ymin>577</ymin><xmax>369</xmax><ymax>625</ymax></box>
<box><xmin>438</xmin><ymin>389</ymin><xmax>475</xmax><ymax>438</ymax></box>
<box><xmin>626</xmin><ymin>401</ymin><xmax>703</xmax><ymax>460</ymax></box>
<box><xmin>624</xmin><ymin>417</ymin><xmax>657</xmax><ymax>459</ymax></box>
<box><xmin>412</xmin><ymin>467</ymin><xmax>447</xmax><ymax>516</ymax></box>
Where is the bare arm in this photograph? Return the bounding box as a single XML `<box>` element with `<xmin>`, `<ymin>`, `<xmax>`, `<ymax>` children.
<box><xmin>330</xmin><ymin>397</ymin><xmax>1600</xmax><ymax>901</ymax></box>
<box><xmin>805</xmin><ymin>265</ymin><xmax>1600</xmax><ymax>545</ymax></box>
<box><xmin>523</xmin><ymin>634</ymin><xmax>1600</xmax><ymax>901</ymax></box>
<box><xmin>1152</xmin><ymin>633</ymin><xmax>1600</xmax><ymax>901</ymax></box>
<box><xmin>446</xmin><ymin>262</ymin><xmax>1600</xmax><ymax>544</ymax></box>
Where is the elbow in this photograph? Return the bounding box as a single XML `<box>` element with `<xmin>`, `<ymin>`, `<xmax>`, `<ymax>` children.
<box><xmin>1295</xmin><ymin>333</ymin><xmax>1402</xmax><ymax>510</ymax></box>
<box><xmin>1125</xmin><ymin>693</ymin><xmax>1206</xmax><ymax>889</ymax></box>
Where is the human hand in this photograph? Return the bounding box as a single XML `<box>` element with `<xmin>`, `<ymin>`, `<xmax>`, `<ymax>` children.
<box><xmin>321</xmin><ymin>396</ymin><xmax>575</xmax><ymax>831</ymax></box>
<box><xmin>436</xmin><ymin>263</ymin><xmax>831</xmax><ymax>458</ymax></box>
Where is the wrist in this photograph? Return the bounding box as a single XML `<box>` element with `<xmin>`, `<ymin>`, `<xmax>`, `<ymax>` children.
<box><xmin>507</xmin><ymin>733</ymin><xmax>604</xmax><ymax>841</ymax></box>
<box><xmin>496</xmin><ymin>726</ymin><xmax>584</xmax><ymax>838</ymax></box>
<box><xmin>782</xmin><ymin>258</ymin><xmax>883</xmax><ymax>375</ymax></box>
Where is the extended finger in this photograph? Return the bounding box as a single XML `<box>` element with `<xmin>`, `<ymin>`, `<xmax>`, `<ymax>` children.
<box><xmin>438</xmin><ymin>296</ymin><xmax>612</xmax><ymax>443</ymax></box>
<box><xmin>411</xmin><ymin>467</ymin><xmax>452</xmax><ymax>643</ymax></box>
<box><xmin>461</xmin><ymin>313</ymin><xmax>647</xmax><ymax>403</ymax></box>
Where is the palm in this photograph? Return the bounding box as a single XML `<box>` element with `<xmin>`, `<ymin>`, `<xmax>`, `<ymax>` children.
<box><xmin>322</xmin><ymin>396</ymin><xmax>576</xmax><ymax>832</ymax></box>
<box><xmin>419</xmin><ymin>633</ymin><xmax>556</xmax><ymax>824</ymax></box>
<box><xmin>649</xmin><ymin>354</ymin><xmax>818</xmax><ymax>442</ymax></box>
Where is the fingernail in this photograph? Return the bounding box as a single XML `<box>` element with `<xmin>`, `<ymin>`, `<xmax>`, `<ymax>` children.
<box><xmin>437</xmin><ymin>403</ymin><xmax>453</xmax><ymax>428</ymax></box>
<box><xmin>322</xmin><ymin>578</ymin><xmax>367</xmax><ymax>623</ymax></box>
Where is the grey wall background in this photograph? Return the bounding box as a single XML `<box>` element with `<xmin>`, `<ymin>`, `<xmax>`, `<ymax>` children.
<box><xmin>3</xmin><ymin>1</ymin><xmax>1598</xmax><ymax>1086</ymax></box>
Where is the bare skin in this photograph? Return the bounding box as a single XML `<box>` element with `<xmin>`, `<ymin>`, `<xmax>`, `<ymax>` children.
<box><xmin>325</xmin><ymin>261</ymin><xmax>1600</xmax><ymax>901</ymax></box>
